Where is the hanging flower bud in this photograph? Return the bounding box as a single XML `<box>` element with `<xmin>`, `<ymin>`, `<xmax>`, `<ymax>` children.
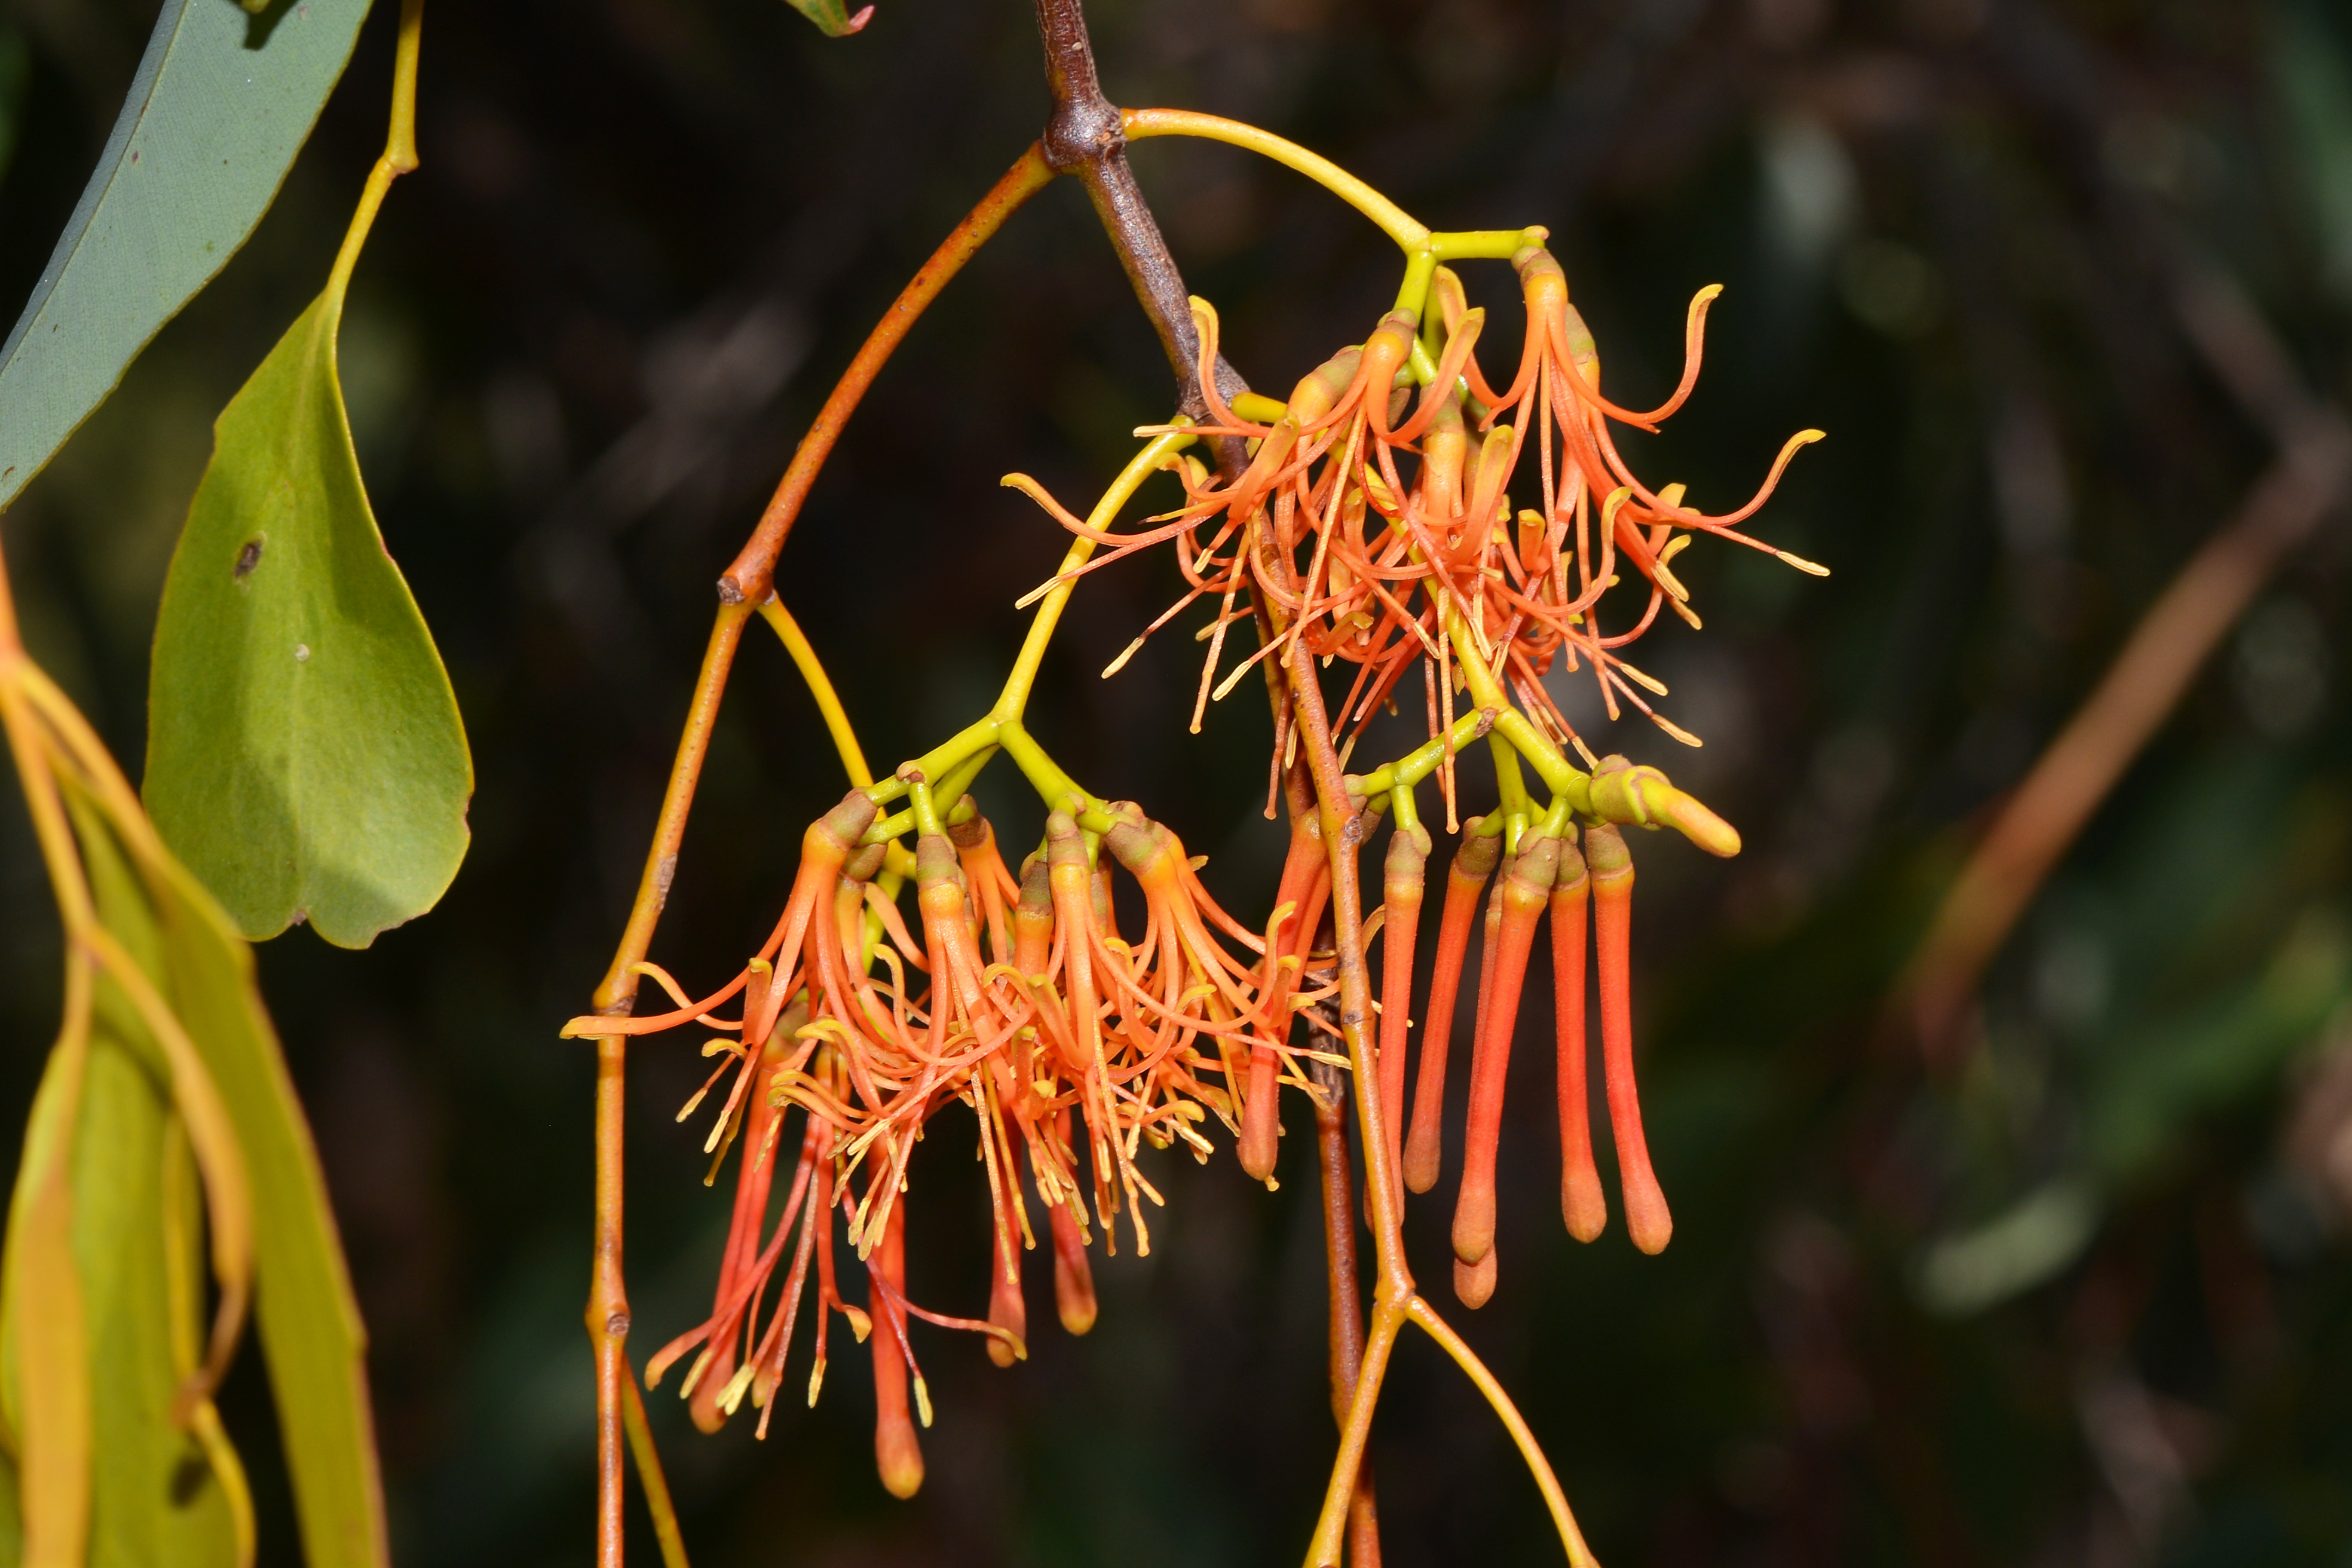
<box><xmin>1040</xmin><ymin>1114</ymin><xmax>1097</xmax><ymax>1335</ymax></box>
<box><xmin>1405</xmin><ymin>822</ymin><xmax>1501</xmax><ymax>1193</ymax></box>
<box><xmin>1549</xmin><ymin>831</ymin><xmax>1603</xmax><ymax>1242</ymax></box>
<box><xmin>869</xmin><ymin>1200</ymin><xmax>924</xmax><ymax>1499</ymax></box>
<box><xmin>1451</xmin><ymin>832</ymin><xmax>1561</xmax><ymax>1298</ymax></box>
<box><xmin>1585</xmin><ymin>823</ymin><xmax>1671</xmax><ymax>1254</ymax></box>
<box><xmin>1375</xmin><ymin>822</ymin><xmax>1431</xmax><ymax>1208</ymax></box>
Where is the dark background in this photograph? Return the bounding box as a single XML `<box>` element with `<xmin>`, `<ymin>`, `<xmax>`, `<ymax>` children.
<box><xmin>5</xmin><ymin>0</ymin><xmax>2352</xmax><ymax>1562</ymax></box>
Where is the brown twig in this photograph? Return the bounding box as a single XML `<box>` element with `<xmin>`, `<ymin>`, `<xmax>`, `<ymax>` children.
<box><xmin>1031</xmin><ymin>0</ymin><xmax>1247</xmax><ymax>422</ymax></box>
<box><xmin>1901</xmin><ymin>251</ymin><xmax>2352</xmax><ymax>1061</ymax></box>
<box><xmin>1281</xmin><ymin>635</ymin><xmax>1417</xmax><ymax>1568</ymax></box>
<box><xmin>1312</xmin><ymin>1039</ymin><xmax>1383</xmax><ymax>1568</ymax></box>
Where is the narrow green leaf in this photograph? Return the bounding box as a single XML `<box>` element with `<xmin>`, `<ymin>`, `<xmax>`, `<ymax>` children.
<box><xmin>54</xmin><ymin>796</ymin><xmax>248</xmax><ymax>1568</ymax></box>
<box><xmin>145</xmin><ymin>282</ymin><xmax>472</xmax><ymax>949</ymax></box>
<box><xmin>66</xmin><ymin>1049</ymin><xmax>242</xmax><ymax>1568</ymax></box>
<box><xmin>785</xmin><ymin>0</ymin><xmax>875</xmax><ymax>38</ymax></box>
<box><xmin>0</xmin><ymin>0</ymin><xmax>373</xmax><ymax>513</ymax></box>
<box><xmin>84</xmin><ymin>788</ymin><xmax>392</xmax><ymax>1568</ymax></box>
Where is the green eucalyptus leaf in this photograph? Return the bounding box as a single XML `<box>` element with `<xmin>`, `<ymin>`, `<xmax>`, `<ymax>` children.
<box><xmin>785</xmin><ymin>0</ymin><xmax>875</xmax><ymax>38</ymax></box>
<box><xmin>66</xmin><ymin>1051</ymin><xmax>243</xmax><ymax>1568</ymax></box>
<box><xmin>145</xmin><ymin>280</ymin><xmax>472</xmax><ymax>950</ymax></box>
<box><xmin>0</xmin><ymin>0</ymin><xmax>373</xmax><ymax>513</ymax></box>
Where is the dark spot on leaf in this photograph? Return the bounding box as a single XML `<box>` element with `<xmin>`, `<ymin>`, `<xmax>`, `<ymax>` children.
<box><xmin>130</xmin><ymin>149</ymin><xmax>139</xmax><ymax>164</ymax></box>
<box><xmin>169</xmin><ymin>1451</ymin><xmax>208</xmax><ymax>1505</ymax></box>
<box><xmin>234</xmin><ymin>537</ymin><xmax>264</xmax><ymax>578</ymax></box>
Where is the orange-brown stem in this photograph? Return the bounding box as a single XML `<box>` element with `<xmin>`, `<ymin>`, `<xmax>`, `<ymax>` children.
<box><xmin>1549</xmin><ymin>836</ymin><xmax>1602</xmax><ymax>1242</ymax></box>
<box><xmin>586</xmin><ymin>602</ymin><xmax>753</xmax><ymax>1568</ymax></box>
<box><xmin>1451</xmin><ymin>836</ymin><xmax>1560</xmax><ymax>1289</ymax></box>
<box><xmin>1402</xmin><ymin>825</ymin><xmax>1499</xmax><ymax>1194</ymax></box>
<box><xmin>719</xmin><ymin>148</ymin><xmax>1054</xmax><ymax>605</ymax></box>
<box><xmin>1586</xmin><ymin>825</ymin><xmax>1670</xmax><ymax>1254</ymax></box>
<box><xmin>869</xmin><ymin>1200</ymin><xmax>924</xmax><ymax>1498</ymax></box>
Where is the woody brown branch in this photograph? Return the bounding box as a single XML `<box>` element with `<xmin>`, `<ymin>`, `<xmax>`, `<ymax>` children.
<box><xmin>1030</xmin><ymin>0</ymin><xmax>1249</xmax><ymax>424</ymax></box>
<box><xmin>1311</xmin><ymin>1038</ymin><xmax>1385</xmax><ymax>1568</ymax></box>
<box><xmin>1902</xmin><ymin>246</ymin><xmax>2352</xmax><ymax>1062</ymax></box>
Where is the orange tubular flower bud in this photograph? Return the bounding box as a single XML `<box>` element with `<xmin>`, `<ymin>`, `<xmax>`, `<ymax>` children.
<box><xmin>1038</xmin><ymin>1120</ymin><xmax>1097</xmax><ymax>1336</ymax></box>
<box><xmin>1045</xmin><ymin>813</ymin><xmax>1101</xmax><ymax>1070</ymax></box>
<box><xmin>950</xmin><ymin>807</ymin><xmax>1018</xmax><ymax>967</ymax></box>
<box><xmin>1550</xmin><ymin>832</ymin><xmax>1603</xmax><ymax>1242</ymax></box>
<box><xmin>1359</xmin><ymin>309</ymin><xmax>1419</xmax><ymax>438</ymax></box>
<box><xmin>1013</xmin><ymin>858</ymin><xmax>1054</xmax><ymax>981</ymax></box>
<box><xmin>1585</xmin><ymin>823</ymin><xmax>1671</xmax><ymax>1254</ymax></box>
<box><xmin>1290</xmin><ymin>347</ymin><xmax>1362</xmax><ymax>428</ymax></box>
<box><xmin>739</xmin><ymin>789</ymin><xmax>878</xmax><ymax>1046</ymax></box>
<box><xmin>1376</xmin><ymin>823</ymin><xmax>1431</xmax><ymax>1209</ymax></box>
<box><xmin>1453</xmin><ymin>1247</ymin><xmax>1498</xmax><ymax>1313</ymax></box>
<box><xmin>869</xmin><ymin>1201</ymin><xmax>924</xmax><ymax>1499</ymax></box>
<box><xmin>1404</xmin><ymin>822</ymin><xmax>1500</xmax><ymax>1194</ymax></box>
<box><xmin>1048</xmin><ymin>1199</ymin><xmax>1098</xmax><ymax>1336</ymax></box>
<box><xmin>985</xmin><ymin>1187</ymin><xmax>1026</xmax><ymax>1370</ymax></box>
<box><xmin>1452</xmin><ymin>834</ymin><xmax>1560</xmax><ymax>1293</ymax></box>
<box><xmin>1237</xmin><ymin>1044</ymin><xmax>1284</xmax><ymax>1183</ymax></box>
<box><xmin>915</xmin><ymin>832</ymin><xmax>987</xmax><ymax>1030</ymax></box>
<box><xmin>1419</xmin><ymin>391</ymin><xmax>1468</xmax><ymax>523</ymax></box>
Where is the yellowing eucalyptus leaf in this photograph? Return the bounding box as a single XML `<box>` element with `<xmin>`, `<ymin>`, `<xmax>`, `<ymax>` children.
<box><xmin>0</xmin><ymin>662</ymin><xmax>388</xmax><ymax>1568</ymax></box>
<box><xmin>0</xmin><ymin>999</ymin><xmax>93</xmax><ymax>1568</ymax></box>
<box><xmin>87</xmin><ymin>789</ymin><xmax>389</xmax><ymax>1568</ymax></box>
<box><xmin>54</xmin><ymin>789</ymin><xmax>251</xmax><ymax>1568</ymax></box>
<box><xmin>143</xmin><ymin>267</ymin><xmax>471</xmax><ymax>949</ymax></box>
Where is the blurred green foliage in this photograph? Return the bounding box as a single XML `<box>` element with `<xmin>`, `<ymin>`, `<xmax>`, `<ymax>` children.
<box><xmin>5</xmin><ymin>0</ymin><xmax>2352</xmax><ymax>1564</ymax></box>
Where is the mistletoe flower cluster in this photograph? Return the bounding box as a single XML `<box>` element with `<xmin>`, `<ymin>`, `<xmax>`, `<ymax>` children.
<box><xmin>1024</xmin><ymin>241</ymin><xmax>1821</xmax><ymax>822</ymax></box>
<box><xmin>566</xmin><ymin>785</ymin><xmax>1337</xmax><ymax>1495</ymax></box>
